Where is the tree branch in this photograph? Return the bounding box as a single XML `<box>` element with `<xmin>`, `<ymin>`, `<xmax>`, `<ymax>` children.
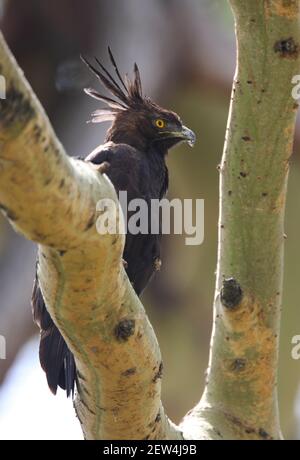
<box><xmin>181</xmin><ymin>0</ymin><xmax>300</xmax><ymax>440</ymax></box>
<box><xmin>0</xmin><ymin>30</ymin><xmax>181</xmax><ymax>440</ymax></box>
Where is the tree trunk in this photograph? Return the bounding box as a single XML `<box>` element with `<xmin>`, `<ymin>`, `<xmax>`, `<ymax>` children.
<box><xmin>182</xmin><ymin>0</ymin><xmax>300</xmax><ymax>440</ymax></box>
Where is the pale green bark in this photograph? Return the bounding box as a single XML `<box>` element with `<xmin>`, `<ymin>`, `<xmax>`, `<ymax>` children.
<box><xmin>182</xmin><ymin>0</ymin><xmax>300</xmax><ymax>440</ymax></box>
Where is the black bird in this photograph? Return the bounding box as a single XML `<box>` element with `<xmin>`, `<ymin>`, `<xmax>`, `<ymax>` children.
<box><xmin>32</xmin><ymin>48</ymin><xmax>196</xmax><ymax>396</ymax></box>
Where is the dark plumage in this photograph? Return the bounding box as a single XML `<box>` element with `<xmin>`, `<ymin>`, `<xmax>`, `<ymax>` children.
<box><xmin>32</xmin><ymin>48</ymin><xmax>195</xmax><ymax>396</ymax></box>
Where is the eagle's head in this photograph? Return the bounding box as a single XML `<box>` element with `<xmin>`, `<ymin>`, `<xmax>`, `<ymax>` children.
<box><xmin>81</xmin><ymin>49</ymin><xmax>196</xmax><ymax>153</ymax></box>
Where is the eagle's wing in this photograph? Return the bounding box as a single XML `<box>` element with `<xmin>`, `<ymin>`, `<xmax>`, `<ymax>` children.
<box><xmin>87</xmin><ymin>143</ymin><xmax>162</xmax><ymax>295</ymax></box>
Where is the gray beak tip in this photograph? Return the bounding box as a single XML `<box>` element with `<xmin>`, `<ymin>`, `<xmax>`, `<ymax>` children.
<box><xmin>182</xmin><ymin>125</ymin><xmax>196</xmax><ymax>147</ymax></box>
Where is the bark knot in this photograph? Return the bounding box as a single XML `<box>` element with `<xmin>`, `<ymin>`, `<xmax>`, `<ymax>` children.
<box><xmin>221</xmin><ymin>278</ymin><xmax>243</xmax><ymax>310</ymax></box>
<box><xmin>114</xmin><ymin>318</ymin><xmax>135</xmax><ymax>341</ymax></box>
<box><xmin>274</xmin><ymin>37</ymin><xmax>298</xmax><ymax>58</ymax></box>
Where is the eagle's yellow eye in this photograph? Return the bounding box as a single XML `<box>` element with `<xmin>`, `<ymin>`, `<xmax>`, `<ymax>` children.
<box><xmin>155</xmin><ymin>119</ymin><xmax>165</xmax><ymax>129</ymax></box>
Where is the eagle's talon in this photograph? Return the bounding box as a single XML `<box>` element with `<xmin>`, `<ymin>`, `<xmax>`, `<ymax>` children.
<box><xmin>89</xmin><ymin>161</ymin><xmax>111</xmax><ymax>174</ymax></box>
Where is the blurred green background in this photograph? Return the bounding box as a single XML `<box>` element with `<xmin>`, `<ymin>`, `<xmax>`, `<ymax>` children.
<box><xmin>0</xmin><ymin>0</ymin><xmax>300</xmax><ymax>439</ymax></box>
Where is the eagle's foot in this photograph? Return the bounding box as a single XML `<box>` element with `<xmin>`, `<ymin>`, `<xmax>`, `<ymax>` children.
<box><xmin>89</xmin><ymin>161</ymin><xmax>111</xmax><ymax>174</ymax></box>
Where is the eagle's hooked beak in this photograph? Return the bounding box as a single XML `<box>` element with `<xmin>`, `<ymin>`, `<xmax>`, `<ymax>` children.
<box><xmin>160</xmin><ymin>125</ymin><xmax>196</xmax><ymax>147</ymax></box>
<box><xmin>180</xmin><ymin>125</ymin><xmax>196</xmax><ymax>147</ymax></box>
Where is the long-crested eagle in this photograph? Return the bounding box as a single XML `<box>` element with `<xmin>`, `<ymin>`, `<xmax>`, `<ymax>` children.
<box><xmin>32</xmin><ymin>48</ymin><xmax>196</xmax><ymax>396</ymax></box>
